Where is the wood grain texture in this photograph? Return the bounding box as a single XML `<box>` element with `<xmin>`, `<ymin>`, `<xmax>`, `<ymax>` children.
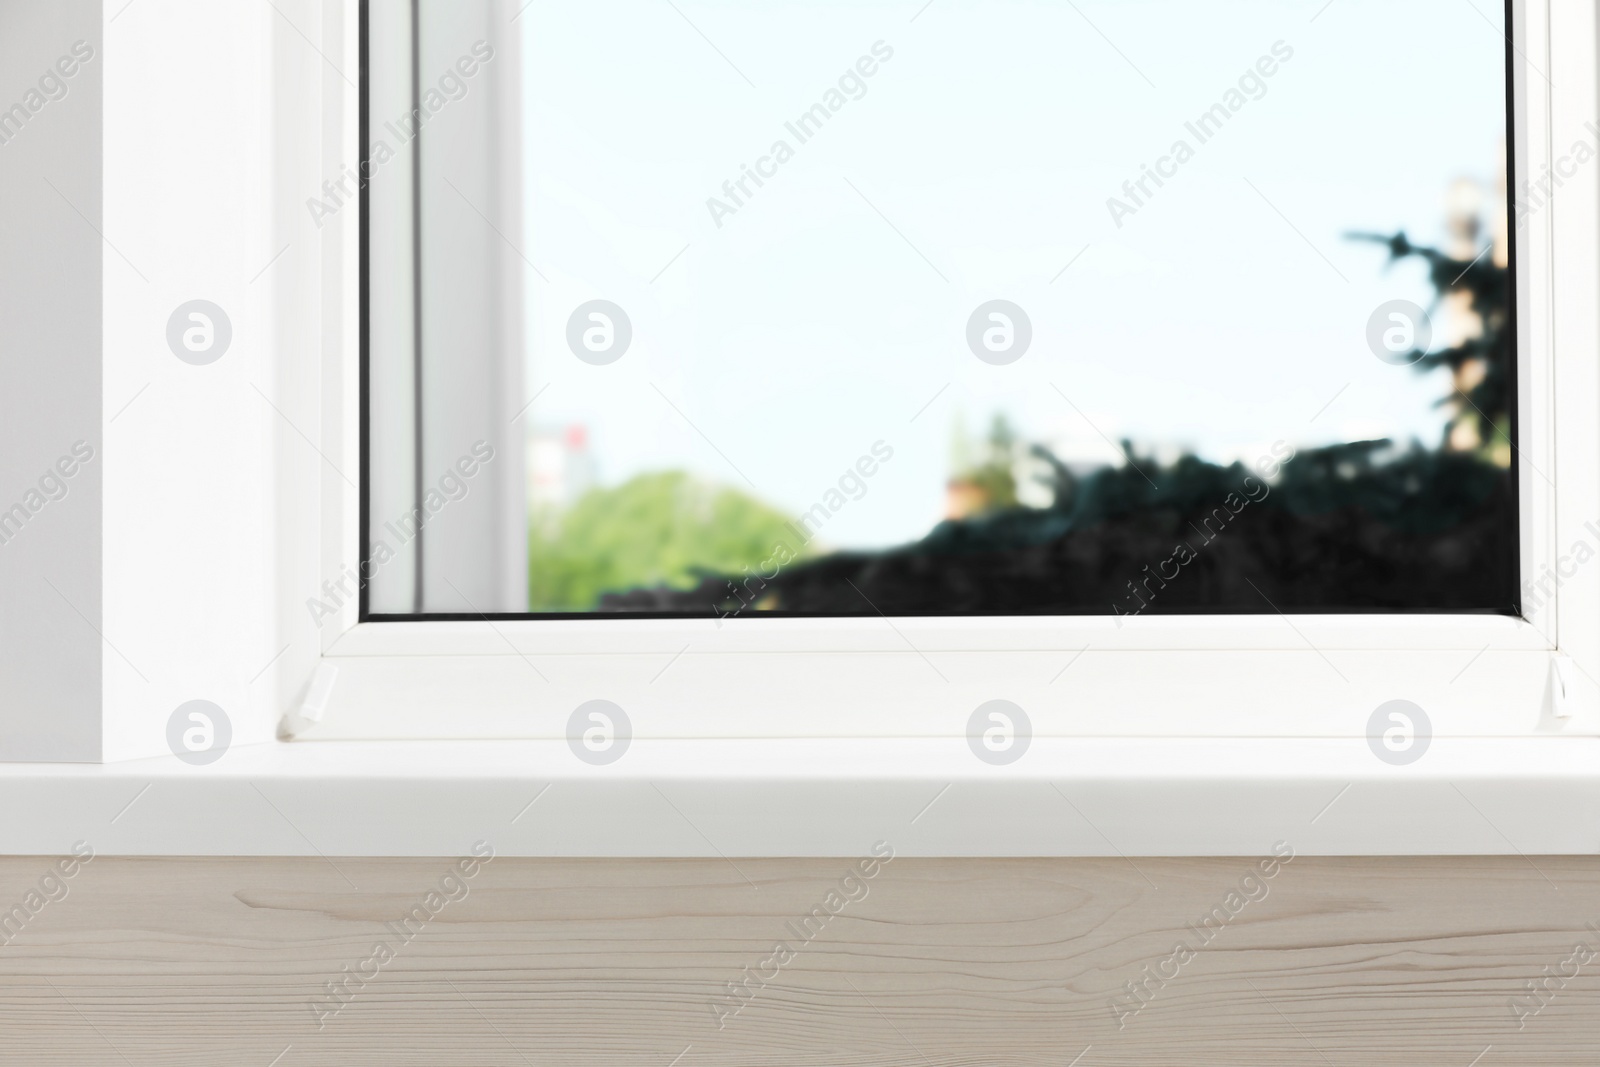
<box><xmin>0</xmin><ymin>855</ymin><xmax>1597</xmax><ymax>1065</ymax></box>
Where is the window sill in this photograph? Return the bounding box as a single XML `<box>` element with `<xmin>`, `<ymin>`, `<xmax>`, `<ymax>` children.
<box><xmin>3</xmin><ymin>737</ymin><xmax>1596</xmax><ymax>856</ymax></box>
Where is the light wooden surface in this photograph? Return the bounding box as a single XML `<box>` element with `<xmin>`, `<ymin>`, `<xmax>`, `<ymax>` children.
<box><xmin>0</xmin><ymin>855</ymin><xmax>1597</xmax><ymax>1065</ymax></box>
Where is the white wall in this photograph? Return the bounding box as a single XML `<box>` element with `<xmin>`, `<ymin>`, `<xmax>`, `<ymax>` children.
<box><xmin>0</xmin><ymin>0</ymin><xmax>103</xmax><ymax>761</ymax></box>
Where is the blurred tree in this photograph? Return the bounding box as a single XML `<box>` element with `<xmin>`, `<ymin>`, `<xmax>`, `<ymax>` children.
<box><xmin>528</xmin><ymin>471</ymin><xmax>809</xmax><ymax>611</ymax></box>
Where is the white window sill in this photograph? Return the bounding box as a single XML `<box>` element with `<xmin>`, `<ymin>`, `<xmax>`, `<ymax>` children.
<box><xmin>2</xmin><ymin>737</ymin><xmax>1595</xmax><ymax>857</ymax></box>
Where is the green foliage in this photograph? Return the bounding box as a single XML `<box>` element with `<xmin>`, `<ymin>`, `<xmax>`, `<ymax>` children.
<box><xmin>529</xmin><ymin>471</ymin><xmax>809</xmax><ymax>611</ymax></box>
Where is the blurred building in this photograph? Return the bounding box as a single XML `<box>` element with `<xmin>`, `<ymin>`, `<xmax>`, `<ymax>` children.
<box><xmin>526</xmin><ymin>424</ymin><xmax>596</xmax><ymax>535</ymax></box>
<box><xmin>1438</xmin><ymin>139</ymin><xmax>1510</xmax><ymax>458</ymax></box>
<box><xmin>945</xmin><ymin>414</ymin><xmax>1117</xmax><ymax>518</ymax></box>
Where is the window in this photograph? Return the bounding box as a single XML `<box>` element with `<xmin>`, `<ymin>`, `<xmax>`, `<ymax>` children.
<box><xmin>295</xmin><ymin>0</ymin><xmax>1594</xmax><ymax>747</ymax></box>
<box><xmin>3</xmin><ymin>0</ymin><xmax>1586</xmax><ymax>853</ymax></box>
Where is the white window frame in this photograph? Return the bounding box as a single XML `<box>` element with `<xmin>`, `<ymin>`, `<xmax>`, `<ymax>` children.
<box><xmin>285</xmin><ymin>0</ymin><xmax>1600</xmax><ymax>746</ymax></box>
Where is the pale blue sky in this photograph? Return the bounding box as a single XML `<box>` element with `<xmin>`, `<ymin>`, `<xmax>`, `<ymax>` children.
<box><xmin>520</xmin><ymin>0</ymin><xmax>1509</xmax><ymax>547</ymax></box>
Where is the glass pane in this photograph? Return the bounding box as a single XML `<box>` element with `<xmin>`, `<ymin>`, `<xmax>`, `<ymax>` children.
<box><xmin>370</xmin><ymin>0</ymin><xmax>1518</xmax><ymax>618</ymax></box>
